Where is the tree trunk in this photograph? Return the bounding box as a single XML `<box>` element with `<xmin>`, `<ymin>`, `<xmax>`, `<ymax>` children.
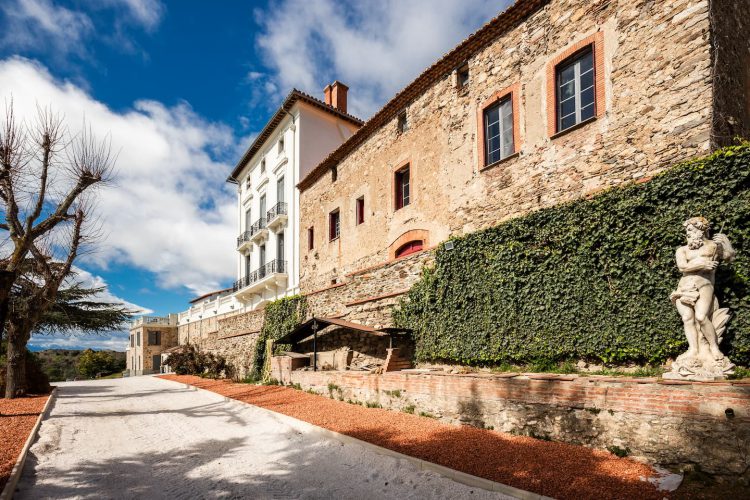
<box><xmin>4</xmin><ymin>331</ymin><xmax>27</xmax><ymax>398</ymax></box>
<box><xmin>0</xmin><ymin>269</ymin><xmax>16</xmax><ymax>343</ymax></box>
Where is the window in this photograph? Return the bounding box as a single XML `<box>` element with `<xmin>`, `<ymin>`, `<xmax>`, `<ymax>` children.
<box><xmin>457</xmin><ymin>64</ymin><xmax>469</xmax><ymax>88</ymax></box>
<box><xmin>331</xmin><ymin>166</ymin><xmax>338</xmax><ymax>182</ymax></box>
<box><xmin>355</xmin><ymin>197</ymin><xmax>365</xmax><ymax>225</ymax></box>
<box><xmin>245</xmin><ymin>254</ymin><xmax>251</xmax><ymax>278</ymax></box>
<box><xmin>148</xmin><ymin>330</ymin><xmax>161</xmax><ymax>346</ymax></box>
<box><xmin>259</xmin><ymin>194</ymin><xmax>266</xmax><ymax>221</ymax></box>
<box><xmin>136</xmin><ymin>331</ymin><xmax>141</xmax><ymax>346</ymax></box>
<box><xmin>130</xmin><ymin>335</ymin><xmax>134</xmax><ymax>348</ymax></box>
<box><xmin>395</xmin><ymin>240</ymin><xmax>423</xmax><ymax>258</ymax></box>
<box><xmin>245</xmin><ymin>175</ymin><xmax>251</xmax><ymax>189</ymax></box>
<box><xmin>397</xmin><ymin>110</ymin><xmax>408</xmax><ymax>133</ymax></box>
<box><xmin>277</xmin><ymin>231</ymin><xmax>284</xmax><ymax>261</ymax></box>
<box><xmin>278</xmin><ymin>137</ymin><xmax>285</xmax><ymax>153</ymax></box>
<box><xmin>329</xmin><ymin>209</ymin><xmax>340</xmax><ymax>241</ymax></box>
<box><xmin>484</xmin><ymin>97</ymin><xmax>514</xmax><ymax>165</ymax></box>
<box><xmin>308</xmin><ymin>227</ymin><xmax>314</xmax><ymax>250</ymax></box>
<box><xmin>260</xmin><ymin>158</ymin><xmax>266</xmax><ymax>174</ymax></box>
<box><xmin>152</xmin><ymin>355</ymin><xmax>161</xmax><ymax>371</ymax></box>
<box><xmin>556</xmin><ymin>46</ymin><xmax>595</xmax><ymax>132</ymax></box>
<box><xmin>276</xmin><ymin>176</ymin><xmax>285</xmax><ymax>203</ymax></box>
<box><xmin>395</xmin><ymin>165</ymin><xmax>410</xmax><ymax>210</ymax></box>
<box><xmin>245</xmin><ymin>208</ymin><xmax>252</xmax><ymax>231</ymax></box>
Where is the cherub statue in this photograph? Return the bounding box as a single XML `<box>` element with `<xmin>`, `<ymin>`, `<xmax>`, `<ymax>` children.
<box><xmin>664</xmin><ymin>217</ymin><xmax>736</xmax><ymax>380</ymax></box>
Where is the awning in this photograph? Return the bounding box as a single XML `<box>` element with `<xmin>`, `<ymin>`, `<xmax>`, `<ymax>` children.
<box><xmin>274</xmin><ymin>316</ymin><xmax>411</xmax><ymax>345</ymax></box>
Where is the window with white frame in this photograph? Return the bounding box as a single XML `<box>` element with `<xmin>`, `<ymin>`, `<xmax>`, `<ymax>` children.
<box><xmin>484</xmin><ymin>97</ymin><xmax>514</xmax><ymax>165</ymax></box>
<box><xmin>556</xmin><ymin>47</ymin><xmax>595</xmax><ymax>132</ymax></box>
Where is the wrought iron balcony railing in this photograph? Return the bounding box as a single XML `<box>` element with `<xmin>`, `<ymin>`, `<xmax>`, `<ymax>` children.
<box><xmin>232</xmin><ymin>259</ymin><xmax>288</xmax><ymax>292</ymax></box>
<box><xmin>266</xmin><ymin>202</ymin><xmax>287</xmax><ymax>223</ymax></box>
<box><xmin>250</xmin><ymin>216</ymin><xmax>267</xmax><ymax>234</ymax></box>
<box><xmin>236</xmin><ymin>230</ymin><xmax>252</xmax><ymax>247</ymax></box>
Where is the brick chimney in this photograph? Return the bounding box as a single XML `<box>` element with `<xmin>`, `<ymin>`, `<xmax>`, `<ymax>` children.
<box><xmin>323</xmin><ymin>84</ymin><xmax>332</xmax><ymax>106</ymax></box>
<box><xmin>324</xmin><ymin>81</ymin><xmax>348</xmax><ymax>114</ymax></box>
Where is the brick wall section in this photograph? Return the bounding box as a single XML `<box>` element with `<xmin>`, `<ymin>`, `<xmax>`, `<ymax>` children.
<box><xmin>283</xmin><ymin>369</ymin><xmax>750</xmax><ymax>475</ymax></box>
<box><xmin>299</xmin><ymin>0</ymin><xmax>722</xmax><ymax>292</ymax></box>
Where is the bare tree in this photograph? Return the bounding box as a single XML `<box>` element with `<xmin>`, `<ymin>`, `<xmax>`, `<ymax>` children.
<box><xmin>0</xmin><ymin>101</ymin><xmax>114</xmax><ymax>398</ymax></box>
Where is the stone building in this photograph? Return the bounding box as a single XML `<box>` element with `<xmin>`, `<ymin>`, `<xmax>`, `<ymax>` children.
<box><xmin>126</xmin><ymin>315</ymin><xmax>178</xmax><ymax>376</ymax></box>
<box><xmin>297</xmin><ymin>0</ymin><xmax>750</xmax><ymax>322</ymax></box>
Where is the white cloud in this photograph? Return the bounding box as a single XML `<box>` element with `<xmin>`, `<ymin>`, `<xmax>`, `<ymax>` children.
<box><xmin>0</xmin><ymin>57</ymin><xmax>238</xmax><ymax>295</ymax></box>
<box><xmin>29</xmin><ymin>330</ymin><xmax>130</xmax><ymax>351</ymax></box>
<box><xmin>67</xmin><ymin>266</ymin><xmax>153</xmax><ymax>315</ymax></box>
<box><xmin>1</xmin><ymin>0</ymin><xmax>94</xmax><ymax>59</ymax></box>
<box><xmin>0</xmin><ymin>0</ymin><xmax>165</xmax><ymax>61</ymax></box>
<box><xmin>255</xmin><ymin>0</ymin><xmax>510</xmax><ymax>117</ymax></box>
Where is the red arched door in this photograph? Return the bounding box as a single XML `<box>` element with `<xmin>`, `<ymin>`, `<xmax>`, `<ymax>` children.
<box><xmin>395</xmin><ymin>240</ymin><xmax>423</xmax><ymax>258</ymax></box>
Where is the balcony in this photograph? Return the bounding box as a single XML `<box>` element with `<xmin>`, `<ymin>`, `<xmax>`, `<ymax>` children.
<box><xmin>131</xmin><ymin>315</ymin><xmax>178</xmax><ymax>328</ymax></box>
<box><xmin>232</xmin><ymin>259</ymin><xmax>288</xmax><ymax>300</ymax></box>
<box><xmin>236</xmin><ymin>230</ymin><xmax>253</xmax><ymax>252</ymax></box>
<box><xmin>249</xmin><ymin>217</ymin><xmax>268</xmax><ymax>243</ymax></box>
<box><xmin>266</xmin><ymin>202</ymin><xmax>288</xmax><ymax>231</ymax></box>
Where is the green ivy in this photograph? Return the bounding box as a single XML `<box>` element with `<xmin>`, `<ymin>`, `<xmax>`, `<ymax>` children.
<box><xmin>394</xmin><ymin>144</ymin><xmax>750</xmax><ymax>366</ymax></box>
<box><xmin>251</xmin><ymin>294</ymin><xmax>307</xmax><ymax>378</ymax></box>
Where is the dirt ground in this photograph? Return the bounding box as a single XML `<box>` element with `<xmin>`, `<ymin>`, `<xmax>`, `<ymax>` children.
<box><xmin>162</xmin><ymin>374</ymin><xmax>670</xmax><ymax>500</ymax></box>
<box><xmin>0</xmin><ymin>394</ymin><xmax>48</xmax><ymax>492</ymax></box>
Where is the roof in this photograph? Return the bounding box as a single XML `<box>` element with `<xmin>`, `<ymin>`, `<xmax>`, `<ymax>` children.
<box><xmin>228</xmin><ymin>89</ymin><xmax>365</xmax><ymax>182</ymax></box>
<box><xmin>275</xmin><ymin>316</ymin><xmax>411</xmax><ymax>345</ymax></box>
<box><xmin>189</xmin><ymin>287</ymin><xmax>232</xmax><ymax>304</ymax></box>
<box><xmin>297</xmin><ymin>0</ymin><xmax>548</xmax><ymax>192</ymax></box>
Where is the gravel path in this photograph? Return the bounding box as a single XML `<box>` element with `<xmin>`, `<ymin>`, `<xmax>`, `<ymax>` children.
<box><xmin>15</xmin><ymin>376</ymin><xmax>512</xmax><ymax>500</ymax></box>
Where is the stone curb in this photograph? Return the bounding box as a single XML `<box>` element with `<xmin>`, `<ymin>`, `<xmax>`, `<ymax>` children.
<box><xmin>0</xmin><ymin>388</ymin><xmax>57</xmax><ymax>500</ymax></box>
<box><xmin>160</xmin><ymin>378</ymin><xmax>551</xmax><ymax>500</ymax></box>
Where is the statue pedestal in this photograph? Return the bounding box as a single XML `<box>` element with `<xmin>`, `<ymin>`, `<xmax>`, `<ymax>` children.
<box><xmin>663</xmin><ymin>350</ymin><xmax>735</xmax><ymax>382</ymax></box>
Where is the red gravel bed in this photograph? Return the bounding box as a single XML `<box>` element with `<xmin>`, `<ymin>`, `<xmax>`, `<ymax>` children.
<box><xmin>0</xmin><ymin>394</ymin><xmax>49</xmax><ymax>491</ymax></box>
<box><xmin>160</xmin><ymin>375</ymin><xmax>665</xmax><ymax>499</ymax></box>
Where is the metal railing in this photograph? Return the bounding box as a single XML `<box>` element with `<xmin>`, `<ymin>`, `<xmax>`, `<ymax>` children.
<box><xmin>131</xmin><ymin>315</ymin><xmax>177</xmax><ymax>327</ymax></box>
<box><xmin>250</xmin><ymin>217</ymin><xmax>267</xmax><ymax>234</ymax></box>
<box><xmin>233</xmin><ymin>259</ymin><xmax>287</xmax><ymax>292</ymax></box>
<box><xmin>266</xmin><ymin>202</ymin><xmax>287</xmax><ymax>223</ymax></box>
<box><xmin>236</xmin><ymin>230</ymin><xmax>253</xmax><ymax>247</ymax></box>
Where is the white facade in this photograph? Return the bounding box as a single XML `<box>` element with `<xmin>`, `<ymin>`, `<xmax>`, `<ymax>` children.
<box><xmin>174</xmin><ymin>89</ymin><xmax>360</xmax><ymax>326</ymax></box>
<box><xmin>232</xmin><ymin>101</ymin><xmax>359</xmax><ymax>309</ymax></box>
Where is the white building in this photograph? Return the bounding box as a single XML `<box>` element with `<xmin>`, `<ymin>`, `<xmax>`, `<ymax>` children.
<box><xmin>177</xmin><ymin>83</ymin><xmax>362</xmax><ymax>327</ymax></box>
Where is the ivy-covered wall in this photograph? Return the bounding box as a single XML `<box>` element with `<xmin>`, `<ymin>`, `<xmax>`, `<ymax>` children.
<box><xmin>394</xmin><ymin>145</ymin><xmax>750</xmax><ymax>366</ymax></box>
<box><xmin>252</xmin><ymin>295</ymin><xmax>307</xmax><ymax>377</ymax></box>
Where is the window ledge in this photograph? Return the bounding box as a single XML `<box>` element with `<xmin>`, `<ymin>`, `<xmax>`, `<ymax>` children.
<box><xmin>480</xmin><ymin>151</ymin><xmax>520</xmax><ymax>172</ymax></box>
<box><xmin>329</xmin><ymin>237</ymin><xmax>340</xmax><ymax>243</ymax></box>
<box><xmin>550</xmin><ymin>116</ymin><xmax>597</xmax><ymax>140</ymax></box>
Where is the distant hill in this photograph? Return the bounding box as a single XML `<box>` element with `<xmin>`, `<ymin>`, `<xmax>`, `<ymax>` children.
<box><xmin>34</xmin><ymin>349</ymin><xmax>126</xmax><ymax>382</ymax></box>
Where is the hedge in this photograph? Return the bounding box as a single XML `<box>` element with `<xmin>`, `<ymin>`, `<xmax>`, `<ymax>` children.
<box><xmin>394</xmin><ymin>144</ymin><xmax>750</xmax><ymax>366</ymax></box>
<box><xmin>251</xmin><ymin>294</ymin><xmax>307</xmax><ymax>378</ymax></box>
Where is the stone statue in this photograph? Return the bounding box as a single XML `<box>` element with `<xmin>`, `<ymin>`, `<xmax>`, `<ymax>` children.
<box><xmin>663</xmin><ymin>217</ymin><xmax>736</xmax><ymax>381</ymax></box>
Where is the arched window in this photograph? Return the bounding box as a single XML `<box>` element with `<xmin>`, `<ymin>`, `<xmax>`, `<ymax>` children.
<box><xmin>395</xmin><ymin>240</ymin><xmax>423</xmax><ymax>258</ymax></box>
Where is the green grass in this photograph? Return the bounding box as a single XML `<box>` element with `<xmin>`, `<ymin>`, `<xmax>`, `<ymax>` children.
<box><xmin>365</xmin><ymin>401</ymin><xmax>382</xmax><ymax>408</ymax></box>
<box><xmin>729</xmin><ymin>366</ymin><xmax>750</xmax><ymax>380</ymax></box>
<box><xmin>402</xmin><ymin>404</ymin><xmax>415</xmax><ymax>414</ymax></box>
<box><xmin>418</xmin><ymin>411</ymin><xmax>437</xmax><ymax>419</ymax></box>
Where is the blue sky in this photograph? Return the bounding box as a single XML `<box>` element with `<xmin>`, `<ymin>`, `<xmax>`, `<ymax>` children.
<box><xmin>0</xmin><ymin>0</ymin><xmax>507</xmax><ymax>350</ymax></box>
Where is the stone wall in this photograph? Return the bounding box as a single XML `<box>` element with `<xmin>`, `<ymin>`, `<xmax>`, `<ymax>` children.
<box><xmin>298</xmin><ymin>0</ymin><xmax>730</xmax><ymax>292</ymax></box>
<box><xmin>285</xmin><ymin>369</ymin><xmax>750</xmax><ymax>476</ymax></box>
<box><xmin>296</xmin><ymin>327</ymin><xmax>393</xmax><ymax>369</ymax></box>
<box><xmin>304</xmin><ymin>248</ymin><xmax>433</xmax><ymax>326</ymax></box>
<box><xmin>177</xmin><ymin>309</ymin><xmax>265</xmax><ymax>378</ymax></box>
<box><xmin>709</xmin><ymin>0</ymin><xmax>750</xmax><ymax>146</ymax></box>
